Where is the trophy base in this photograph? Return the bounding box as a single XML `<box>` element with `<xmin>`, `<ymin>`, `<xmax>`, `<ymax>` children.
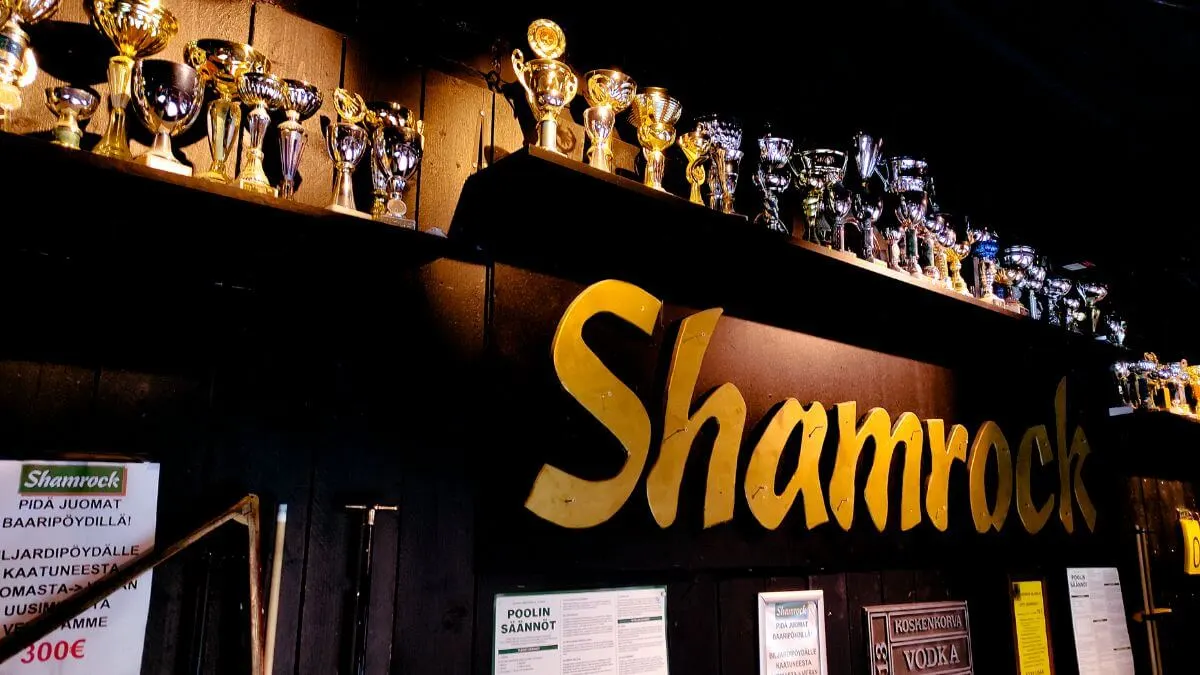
<box><xmin>134</xmin><ymin>152</ymin><xmax>192</xmax><ymax>176</ymax></box>
<box><xmin>236</xmin><ymin>177</ymin><xmax>278</xmax><ymax>197</ymax></box>
<box><xmin>374</xmin><ymin>214</ymin><xmax>417</xmax><ymax>230</ymax></box>
<box><xmin>328</xmin><ymin>203</ymin><xmax>371</xmax><ymax>219</ymax></box>
<box><xmin>196</xmin><ymin>169</ymin><xmax>231</xmax><ymax>183</ymax></box>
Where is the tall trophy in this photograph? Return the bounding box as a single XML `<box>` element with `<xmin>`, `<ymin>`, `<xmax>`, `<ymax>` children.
<box><xmin>185</xmin><ymin>39</ymin><xmax>270</xmax><ymax>182</ymax></box>
<box><xmin>696</xmin><ymin>114</ymin><xmax>742</xmax><ymax>213</ymax></box>
<box><xmin>1043</xmin><ymin>276</ymin><xmax>1073</xmax><ymax>327</ymax></box>
<box><xmin>131</xmin><ymin>58</ymin><xmax>203</xmax><ymax>175</ymax></box>
<box><xmin>677</xmin><ymin>130</ymin><xmax>709</xmax><ymax>205</ymax></box>
<box><xmin>45</xmin><ymin>86</ymin><xmax>99</xmax><ymax>149</ymax></box>
<box><xmin>234</xmin><ymin>72</ymin><xmax>283</xmax><ymax>195</ymax></box>
<box><xmin>923</xmin><ymin>212</ymin><xmax>951</xmax><ymax>282</ymax></box>
<box><xmin>999</xmin><ymin>245</ymin><xmax>1035</xmax><ymax>314</ymax></box>
<box><xmin>1076</xmin><ymin>281</ymin><xmax>1108</xmax><ymax>336</ymax></box>
<box><xmin>885</xmin><ymin>157</ymin><xmax>929</xmax><ymax>276</ymax></box>
<box><xmin>753</xmin><ymin>134</ymin><xmax>793</xmax><ymax>234</ymax></box>
<box><xmin>1131</xmin><ymin>354</ymin><xmax>1160</xmax><ymax>409</ymax></box>
<box><xmin>851</xmin><ymin>132</ymin><xmax>883</xmax><ymax>262</ymax></box>
<box><xmin>630</xmin><ymin>87</ymin><xmax>681</xmax><ymax>192</ymax></box>
<box><xmin>325</xmin><ymin>88</ymin><xmax>369</xmax><ymax>216</ymax></box>
<box><xmin>1023</xmin><ymin>257</ymin><xmax>1048</xmax><ymax>319</ymax></box>
<box><xmin>277</xmin><ymin>78</ymin><xmax>322</xmax><ymax>200</ymax></box>
<box><xmin>791</xmin><ymin>149</ymin><xmax>847</xmax><ymax>246</ymax></box>
<box><xmin>0</xmin><ymin>0</ymin><xmax>61</xmax><ymax>129</ymax></box>
<box><xmin>944</xmin><ymin>227</ymin><xmax>972</xmax><ymax>295</ymax></box>
<box><xmin>511</xmin><ymin>19</ymin><xmax>577</xmax><ymax>154</ymax></box>
<box><xmin>91</xmin><ymin>0</ymin><xmax>178</xmax><ymax>159</ymax></box>
<box><xmin>968</xmin><ymin>227</ymin><xmax>999</xmax><ymax>302</ymax></box>
<box><xmin>364</xmin><ymin>101</ymin><xmax>424</xmax><ymax>228</ymax></box>
<box><xmin>582</xmin><ymin>69</ymin><xmax>635</xmax><ymax>172</ymax></box>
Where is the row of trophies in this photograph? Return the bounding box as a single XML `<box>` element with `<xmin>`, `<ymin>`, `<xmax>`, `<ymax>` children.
<box><xmin>1113</xmin><ymin>354</ymin><xmax>1200</xmax><ymax>417</ymax></box>
<box><xmin>511</xmin><ymin>19</ymin><xmax>1125</xmax><ymax>339</ymax></box>
<box><xmin>0</xmin><ymin>0</ymin><xmax>423</xmax><ymax>225</ymax></box>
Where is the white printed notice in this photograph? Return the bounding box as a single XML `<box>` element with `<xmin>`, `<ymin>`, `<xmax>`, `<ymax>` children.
<box><xmin>757</xmin><ymin>591</ymin><xmax>826</xmax><ymax>675</ymax></box>
<box><xmin>0</xmin><ymin>461</ymin><xmax>159</xmax><ymax>675</ymax></box>
<box><xmin>493</xmin><ymin>586</ymin><xmax>668</xmax><ymax>675</ymax></box>
<box><xmin>1066</xmin><ymin>567</ymin><xmax>1135</xmax><ymax>675</ymax></box>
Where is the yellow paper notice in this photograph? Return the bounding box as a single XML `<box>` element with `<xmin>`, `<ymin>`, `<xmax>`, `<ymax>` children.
<box><xmin>1181</xmin><ymin>516</ymin><xmax>1200</xmax><ymax>575</ymax></box>
<box><xmin>1013</xmin><ymin>581</ymin><xmax>1053</xmax><ymax>675</ymax></box>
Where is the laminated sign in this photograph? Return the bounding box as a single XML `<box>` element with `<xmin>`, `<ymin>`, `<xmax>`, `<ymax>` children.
<box><xmin>0</xmin><ymin>461</ymin><xmax>159</xmax><ymax>675</ymax></box>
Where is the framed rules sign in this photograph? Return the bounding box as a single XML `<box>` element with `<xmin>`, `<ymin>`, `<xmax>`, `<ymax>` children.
<box><xmin>758</xmin><ymin>590</ymin><xmax>827</xmax><ymax>675</ymax></box>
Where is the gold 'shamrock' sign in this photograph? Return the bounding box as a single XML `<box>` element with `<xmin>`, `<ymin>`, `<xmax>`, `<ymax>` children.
<box><xmin>525</xmin><ymin>280</ymin><xmax>1096</xmax><ymax>534</ymax></box>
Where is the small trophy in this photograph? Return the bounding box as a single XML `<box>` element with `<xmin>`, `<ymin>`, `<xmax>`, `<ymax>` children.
<box><xmin>677</xmin><ymin>130</ymin><xmax>709</xmax><ymax>205</ymax></box>
<box><xmin>852</xmin><ymin>132</ymin><xmax>883</xmax><ymax>262</ymax></box>
<box><xmin>944</xmin><ymin>229</ymin><xmax>973</xmax><ymax>296</ymax></box>
<box><xmin>968</xmin><ymin>228</ymin><xmax>1000</xmax><ymax>302</ymax></box>
<box><xmin>630</xmin><ymin>87</ymin><xmax>682</xmax><ymax>192</ymax></box>
<box><xmin>512</xmin><ymin>19</ymin><xmax>577</xmax><ymax>154</ymax></box>
<box><xmin>235</xmin><ymin>72</ymin><xmax>284</xmax><ymax>195</ymax></box>
<box><xmin>0</xmin><ymin>0</ymin><xmax>61</xmax><ymax>129</ymax></box>
<box><xmin>753</xmin><ymin>134</ymin><xmax>793</xmax><ymax>234</ymax></box>
<box><xmin>1000</xmin><ymin>245</ymin><xmax>1036</xmax><ymax>314</ymax></box>
<box><xmin>792</xmin><ymin>149</ymin><xmax>848</xmax><ymax>246</ymax></box>
<box><xmin>1023</xmin><ymin>257</ymin><xmax>1048</xmax><ymax>319</ymax></box>
<box><xmin>185</xmin><ymin>39</ymin><xmax>270</xmax><ymax>182</ymax></box>
<box><xmin>45</xmin><ymin>86</ymin><xmax>99</xmax><ymax>149</ymax></box>
<box><xmin>696</xmin><ymin>115</ymin><xmax>742</xmax><ymax>213</ymax></box>
<box><xmin>277</xmin><ymin>78</ymin><xmax>322</xmax><ymax>200</ymax></box>
<box><xmin>1076</xmin><ymin>281</ymin><xmax>1108</xmax><ymax>336</ymax></box>
<box><xmin>131</xmin><ymin>59</ymin><xmax>204</xmax><ymax>175</ymax></box>
<box><xmin>91</xmin><ymin>0</ymin><xmax>178</xmax><ymax>160</ymax></box>
<box><xmin>326</xmin><ymin>88</ymin><xmax>369</xmax><ymax>216</ymax></box>
<box><xmin>583</xmin><ymin>69</ymin><xmax>635</xmax><ymax>172</ymax></box>
<box><xmin>364</xmin><ymin>101</ymin><xmax>424</xmax><ymax>228</ymax></box>
<box><xmin>1043</xmin><ymin>276</ymin><xmax>1073</xmax><ymax>327</ymax></box>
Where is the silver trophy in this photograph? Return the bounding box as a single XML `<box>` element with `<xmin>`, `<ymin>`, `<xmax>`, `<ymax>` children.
<box><xmin>753</xmin><ymin>134</ymin><xmax>793</xmax><ymax>234</ymax></box>
<box><xmin>277</xmin><ymin>79</ymin><xmax>323</xmax><ymax>200</ymax></box>
<box><xmin>851</xmin><ymin>132</ymin><xmax>883</xmax><ymax>262</ymax></box>
<box><xmin>1044</xmin><ymin>276</ymin><xmax>1073</xmax><ymax>327</ymax></box>
<box><xmin>923</xmin><ymin>212</ymin><xmax>951</xmax><ymax>282</ymax></box>
<box><xmin>999</xmin><ymin>245</ymin><xmax>1036</xmax><ymax>315</ymax></box>
<box><xmin>1023</xmin><ymin>257</ymin><xmax>1048</xmax><ymax>319</ymax></box>
<box><xmin>825</xmin><ymin>183</ymin><xmax>856</xmax><ymax>252</ymax></box>
<box><xmin>884</xmin><ymin>157</ymin><xmax>929</xmax><ymax>276</ymax></box>
<box><xmin>791</xmin><ymin>148</ymin><xmax>848</xmax><ymax>246</ymax></box>
<box><xmin>695</xmin><ymin>114</ymin><xmax>742</xmax><ymax>214</ymax></box>
<box><xmin>365</xmin><ymin>101</ymin><xmax>424</xmax><ymax>228</ymax></box>
<box><xmin>1130</xmin><ymin>356</ymin><xmax>1160</xmax><ymax>409</ymax></box>
<box><xmin>1076</xmin><ymin>281</ymin><xmax>1108</xmax><ymax>336</ymax></box>
<box><xmin>1101</xmin><ymin>313</ymin><xmax>1127</xmax><ymax>346</ymax></box>
<box><xmin>1063</xmin><ymin>293</ymin><xmax>1084</xmax><ymax>333</ymax></box>
<box><xmin>1167</xmin><ymin>362</ymin><xmax>1191</xmax><ymax>413</ymax></box>
<box><xmin>969</xmin><ymin>229</ymin><xmax>1000</xmax><ymax>302</ymax></box>
<box><xmin>1111</xmin><ymin>361</ymin><xmax>1135</xmax><ymax>408</ymax></box>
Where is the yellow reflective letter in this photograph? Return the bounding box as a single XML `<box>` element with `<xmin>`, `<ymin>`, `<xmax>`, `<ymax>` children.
<box><xmin>744</xmin><ymin>399</ymin><xmax>829</xmax><ymax>530</ymax></box>
<box><xmin>925</xmin><ymin>420</ymin><xmax>969</xmax><ymax>532</ymax></box>
<box><xmin>1016</xmin><ymin>425</ymin><xmax>1055</xmax><ymax>534</ymax></box>
<box><xmin>829</xmin><ymin>404</ymin><xmax>924</xmax><ymax>532</ymax></box>
<box><xmin>968</xmin><ymin>421</ymin><xmax>1013</xmax><ymax>533</ymax></box>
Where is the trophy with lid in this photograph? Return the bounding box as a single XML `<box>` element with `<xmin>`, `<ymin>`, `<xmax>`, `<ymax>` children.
<box><xmin>512</xmin><ymin>19</ymin><xmax>577</xmax><ymax>154</ymax></box>
<box><xmin>0</xmin><ymin>0</ymin><xmax>61</xmax><ymax>130</ymax></box>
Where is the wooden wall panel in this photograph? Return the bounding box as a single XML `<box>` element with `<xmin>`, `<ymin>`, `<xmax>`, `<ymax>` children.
<box><xmin>809</xmin><ymin>574</ymin><xmax>851</xmax><ymax>675</ymax></box>
<box><xmin>14</xmin><ymin>0</ymin><xmax>109</xmax><ymax>137</ymax></box>
<box><xmin>418</xmin><ymin>70</ymin><xmax>488</xmax><ymax>235</ymax></box>
<box><xmin>250</xmin><ymin>2</ymin><xmax>345</xmax><ymax>207</ymax></box>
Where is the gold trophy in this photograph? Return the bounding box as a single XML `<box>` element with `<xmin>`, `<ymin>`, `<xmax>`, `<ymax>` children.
<box><xmin>91</xmin><ymin>0</ymin><xmax>178</xmax><ymax>159</ymax></box>
<box><xmin>678</xmin><ymin>131</ymin><xmax>709</xmax><ymax>204</ymax></box>
<box><xmin>185</xmin><ymin>39</ymin><xmax>270</xmax><ymax>182</ymax></box>
<box><xmin>582</xmin><ymin>69</ymin><xmax>635</xmax><ymax>172</ymax></box>
<box><xmin>45</xmin><ymin>86</ymin><xmax>99</xmax><ymax>149</ymax></box>
<box><xmin>235</xmin><ymin>72</ymin><xmax>283</xmax><ymax>195</ymax></box>
<box><xmin>326</xmin><ymin>87</ymin><xmax>369</xmax><ymax>216</ymax></box>
<box><xmin>511</xmin><ymin>19</ymin><xmax>577</xmax><ymax>154</ymax></box>
<box><xmin>630</xmin><ymin>87</ymin><xmax>681</xmax><ymax>192</ymax></box>
<box><xmin>0</xmin><ymin>0</ymin><xmax>62</xmax><ymax>130</ymax></box>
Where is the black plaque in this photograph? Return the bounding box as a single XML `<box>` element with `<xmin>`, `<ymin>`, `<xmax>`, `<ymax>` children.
<box><xmin>865</xmin><ymin>602</ymin><xmax>974</xmax><ymax>675</ymax></box>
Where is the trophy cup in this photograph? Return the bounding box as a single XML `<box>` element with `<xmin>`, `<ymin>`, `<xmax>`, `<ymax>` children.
<box><xmin>922</xmin><ymin>212</ymin><xmax>951</xmax><ymax>282</ymax></box>
<box><xmin>695</xmin><ymin>114</ymin><xmax>741</xmax><ymax>213</ymax></box>
<box><xmin>885</xmin><ymin>157</ymin><xmax>929</xmax><ymax>276</ymax></box>
<box><xmin>1044</xmin><ymin>276</ymin><xmax>1073</xmax><ymax>327</ymax></box>
<box><xmin>753</xmin><ymin>134</ymin><xmax>793</xmax><ymax>234</ymax></box>
<box><xmin>1131</xmin><ymin>354</ymin><xmax>1161</xmax><ymax>409</ymax></box>
<box><xmin>364</xmin><ymin>101</ymin><xmax>424</xmax><ymax>228</ymax></box>
<box><xmin>999</xmin><ymin>245</ymin><xmax>1036</xmax><ymax>314</ymax></box>
<box><xmin>512</xmin><ymin>19</ymin><xmax>577</xmax><ymax>154</ymax></box>
<box><xmin>1076</xmin><ymin>281</ymin><xmax>1108</xmax><ymax>336</ymax></box>
<box><xmin>1167</xmin><ymin>362</ymin><xmax>1192</xmax><ymax>415</ymax></box>
<box><xmin>45</xmin><ymin>86</ymin><xmax>99</xmax><ymax>149</ymax></box>
<box><xmin>791</xmin><ymin>149</ymin><xmax>848</xmax><ymax>246</ymax></box>
<box><xmin>630</xmin><ymin>87</ymin><xmax>681</xmax><ymax>192</ymax></box>
<box><xmin>582</xmin><ymin>69</ymin><xmax>635</xmax><ymax>172</ymax></box>
<box><xmin>0</xmin><ymin>0</ymin><xmax>61</xmax><ymax>129</ymax></box>
<box><xmin>932</xmin><ymin>216</ymin><xmax>961</xmax><ymax>289</ymax></box>
<box><xmin>235</xmin><ymin>72</ymin><xmax>283</xmax><ymax>195</ymax></box>
<box><xmin>91</xmin><ymin>0</ymin><xmax>178</xmax><ymax>159</ymax></box>
<box><xmin>277</xmin><ymin>78</ymin><xmax>322</xmax><ymax>200</ymax></box>
<box><xmin>1111</xmin><ymin>361</ymin><xmax>1135</xmax><ymax>408</ymax></box>
<box><xmin>185</xmin><ymin>39</ymin><xmax>270</xmax><ymax>182</ymax></box>
<box><xmin>1062</xmin><ymin>293</ymin><xmax>1083</xmax><ymax>333</ymax></box>
<box><xmin>677</xmin><ymin>130</ymin><xmax>709</xmax><ymax>205</ymax></box>
<box><xmin>968</xmin><ymin>228</ymin><xmax>1000</xmax><ymax>302</ymax></box>
<box><xmin>1101</xmin><ymin>313</ymin><xmax>1127</xmax><ymax>347</ymax></box>
<box><xmin>852</xmin><ymin>132</ymin><xmax>883</xmax><ymax>262</ymax></box>
<box><xmin>1022</xmin><ymin>257</ymin><xmax>1048</xmax><ymax>319</ymax></box>
<box><xmin>131</xmin><ymin>58</ymin><xmax>203</xmax><ymax>175</ymax></box>
<box><xmin>325</xmin><ymin>88</ymin><xmax>369</xmax><ymax>216</ymax></box>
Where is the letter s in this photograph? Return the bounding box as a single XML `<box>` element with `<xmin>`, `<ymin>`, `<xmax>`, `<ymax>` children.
<box><xmin>524</xmin><ymin>280</ymin><xmax>662</xmax><ymax>528</ymax></box>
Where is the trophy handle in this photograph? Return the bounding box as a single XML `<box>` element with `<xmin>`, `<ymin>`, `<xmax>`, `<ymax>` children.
<box><xmin>511</xmin><ymin>49</ymin><xmax>527</xmax><ymax>91</ymax></box>
<box><xmin>18</xmin><ymin>47</ymin><xmax>37</xmax><ymax>87</ymax></box>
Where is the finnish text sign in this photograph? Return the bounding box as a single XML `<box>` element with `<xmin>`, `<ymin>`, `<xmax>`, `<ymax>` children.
<box><xmin>758</xmin><ymin>590</ymin><xmax>826</xmax><ymax>675</ymax></box>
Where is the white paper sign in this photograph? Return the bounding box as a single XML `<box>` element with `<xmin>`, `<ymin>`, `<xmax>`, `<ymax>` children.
<box><xmin>1066</xmin><ymin>567</ymin><xmax>1135</xmax><ymax>675</ymax></box>
<box><xmin>758</xmin><ymin>591</ymin><xmax>826</xmax><ymax>675</ymax></box>
<box><xmin>0</xmin><ymin>461</ymin><xmax>159</xmax><ymax>675</ymax></box>
<box><xmin>493</xmin><ymin>586</ymin><xmax>668</xmax><ymax>675</ymax></box>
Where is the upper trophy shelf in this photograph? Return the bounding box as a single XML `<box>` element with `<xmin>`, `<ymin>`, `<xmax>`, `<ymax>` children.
<box><xmin>450</xmin><ymin>147</ymin><xmax>1127</xmax><ymax>369</ymax></box>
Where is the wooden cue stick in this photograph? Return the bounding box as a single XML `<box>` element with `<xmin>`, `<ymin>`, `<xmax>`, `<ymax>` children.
<box><xmin>263</xmin><ymin>504</ymin><xmax>287</xmax><ymax>675</ymax></box>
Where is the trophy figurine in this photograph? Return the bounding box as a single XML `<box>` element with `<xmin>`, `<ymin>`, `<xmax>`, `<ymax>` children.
<box><xmin>885</xmin><ymin>157</ymin><xmax>929</xmax><ymax>276</ymax></box>
<box><xmin>45</xmin><ymin>86</ymin><xmax>99</xmax><ymax>149</ymax></box>
<box><xmin>364</xmin><ymin>101</ymin><xmax>424</xmax><ymax>228</ymax></box>
<box><xmin>696</xmin><ymin>115</ymin><xmax>742</xmax><ymax>213</ymax></box>
<box><xmin>512</xmin><ymin>19</ymin><xmax>577</xmax><ymax>154</ymax></box>
<box><xmin>753</xmin><ymin>134</ymin><xmax>793</xmax><ymax>234</ymax></box>
<box><xmin>630</xmin><ymin>87</ymin><xmax>682</xmax><ymax>192</ymax></box>
<box><xmin>582</xmin><ymin>69</ymin><xmax>635</xmax><ymax>172</ymax></box>
<box><xmin>234</xmin><ymin>72</ymin><xmax>284</xmax><ymax>195</ymax></box>
<box><xmin>325</xmin><ymin>88</ymin><xmax>369</xmax><ymax>216</ymax></box>
<box><xmin>1044</xmin><ymin>276</ymin><xmax>1073</xmax><ymax>327</ymax></box>
<box><xmin>91</xmin><ymin>0</ymin><xmax>178</xmax><ymax>159</ymax></box>
<box><xmin>131</xmin><ymin>58</ymin><xmax>204</xmax><ymax>175</ymax></box>
<box><xmin>791</xmin><ymin>149</ymin><xmax>848</xmax><ymax>246</ymax></box>
<box><xmin>1076</xmin><ymin>281</ymin><xmax>1108</xmax><ymax>336</ymax></box>
<box><xmin>968</xmin><ymin>228</ymin><xmax>1000</xmax><ymax>302</ymax></box>
<box><xmin>277</xmin><ymin>78</ymin><xmax>322</xmax><ymax>200</ymax></box>
<box><xmin>677</xmin><ymin>130</ymin><xmax>709</xmax><ymax>205</ymax></box>
<box><xmin>185</xmin><ymin>39</ymin><xmax>270</xmax><ymax>182</ymax></box>
<box><xmin>851</xmin><ymin>132</ymin><xmax>883</xmax><ymax>262</ymax></box>
<box><xmin>0</xmin><ymin>0</ymin><xmax>62</xmax><ymax>129</ymax></box>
